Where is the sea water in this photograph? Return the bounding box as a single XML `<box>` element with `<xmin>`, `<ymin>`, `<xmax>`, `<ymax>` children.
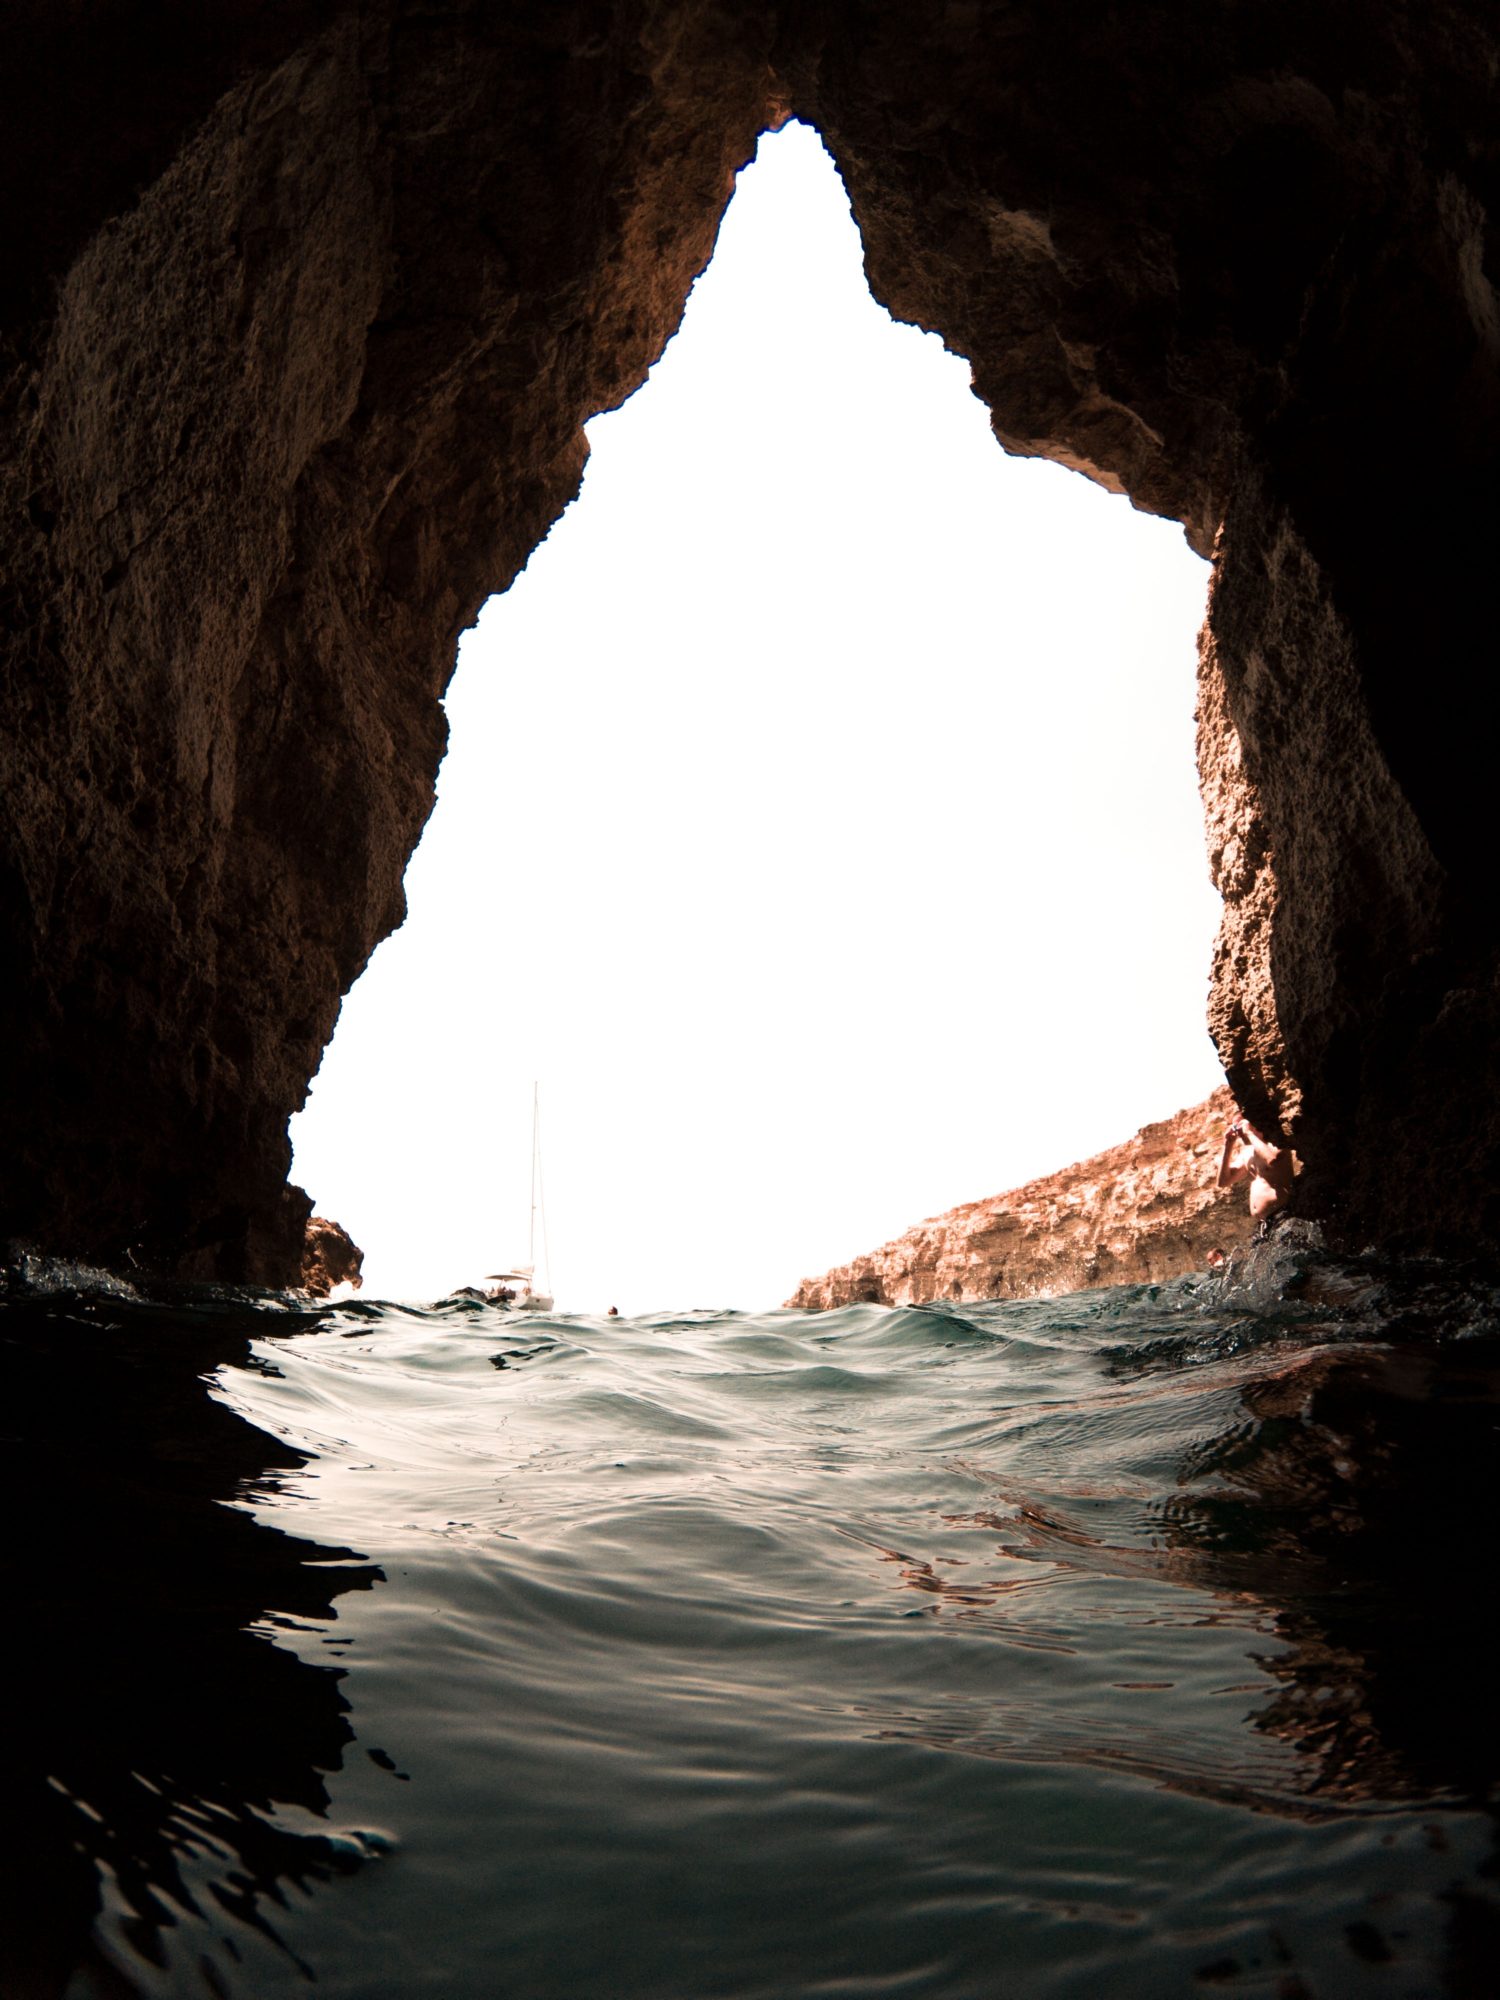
<box><xmin>6</xmin><ymin>1238</ymin><xmax>1499</xmax><ymax>1999</ymax></box>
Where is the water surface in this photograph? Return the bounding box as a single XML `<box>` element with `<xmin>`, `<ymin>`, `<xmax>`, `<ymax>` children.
<box><xmin>7</xmin><ymin>1240</ymin><xmax>1499</xmax><ymax>1997</ymax></box>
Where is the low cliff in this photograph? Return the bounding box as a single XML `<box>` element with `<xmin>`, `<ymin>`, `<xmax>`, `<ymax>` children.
<box><xmin>788</xmin><ymin>1090</ymin><xmax>1247</xmax><ymax>1310</ymax></box>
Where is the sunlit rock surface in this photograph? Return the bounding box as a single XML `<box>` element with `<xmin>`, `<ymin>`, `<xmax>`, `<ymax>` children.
<box><xmin>301</xmin><ymin>1215</ymin><xmax>364</xmax><ymax>1296</ymax></box>
<box><xmin>1</xmin><ymin>2</ymin><xmax>1496</xmax><ymax>1278</ymax></box>
<box><xmin>788</xmin><ymin>1090</ymin><xmax>1247</xmax><ymax>1308</ymax></box>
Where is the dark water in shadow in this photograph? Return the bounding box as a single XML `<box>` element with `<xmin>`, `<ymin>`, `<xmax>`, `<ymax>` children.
<box><xmin>0</xmin><ymin>1281</ymin><xmax>384</xmax><ymax>1999</ymax></box>
<box><xmin>5</xmin><ymin>1235</ymin><xmax>1499</xmax><ymax>1997</ymax></box>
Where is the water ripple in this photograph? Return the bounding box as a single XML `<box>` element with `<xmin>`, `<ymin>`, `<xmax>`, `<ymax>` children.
<box><xmin>5</xmin><ymin>1253</ymin><xmax>1498</xmax><ymax>1995</ymax></box>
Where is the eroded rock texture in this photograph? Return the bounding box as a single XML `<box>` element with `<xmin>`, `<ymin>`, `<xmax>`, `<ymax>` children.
<box><xmin>1</xmin><ymin>4</ymin><xmax>774</xmax><ymax>1276</ymax></box>
<box><xmin>2</xmin><ymin>2</ymin><xmax>1496</xmax><ymax>1278</ymax></box>
<box><xmin>300</xmin><ymin>1215</ymin><xmax>363</xmax><ymax>1296</ymax></box>
<box><xmin>788</xmin><ymin>1090</ymin><xmax>1246</xmax><ymax>1308</ymax></box>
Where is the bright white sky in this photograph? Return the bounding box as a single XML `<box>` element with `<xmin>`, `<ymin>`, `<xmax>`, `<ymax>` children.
<box><xmin>290</xmin><ymin>122</ymin><xmax>1221</xmax><ymax>1314</ymax></box>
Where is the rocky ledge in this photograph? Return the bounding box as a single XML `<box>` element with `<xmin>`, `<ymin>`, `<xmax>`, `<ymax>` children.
<box><xmin>299</xmin><ymin>1216</ymin><xmax>364</xmax><ymax>1298</ymax></box>
<box><xmin>788</xmin><ymin>1090</ymin><xmax>1248</xmax><ymax>1310</ymax></box>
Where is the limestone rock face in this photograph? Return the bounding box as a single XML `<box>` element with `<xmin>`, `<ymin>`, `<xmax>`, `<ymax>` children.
<box><xmin>788</xmin><ymin>1091</ymin><xmax>1246</xmax><ymax>1310</ymax></box>
<box><xmin>300</xmin><ymin>1216</ymin><xmax>364</xmax><ymax>1297</ymax></box>
<box><xmin>2</xmin><ymin>3</ymin><xmax>1497</xmax><ymax>1278</ymax></box>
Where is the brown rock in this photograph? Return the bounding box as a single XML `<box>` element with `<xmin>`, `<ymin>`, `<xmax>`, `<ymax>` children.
<box><xmin>787</xmin><ymin>1090</ymin><xmax>1250</xmax><ymax>1309</ymax></box>
<box><xmin>300</xmin><ymin>1215</ymin><xmax>364</xmax><ymax>1298</ymax></box>
<box><xmin>1</xmin><ymin>4</ymin><xmax>1496</xmax><ymax>1278</ymax></box>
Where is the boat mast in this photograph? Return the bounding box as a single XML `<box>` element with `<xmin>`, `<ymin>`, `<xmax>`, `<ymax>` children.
<box><xmin>529</xmin><ymin>1080</ymin><xmax>539</xmax><ymax>1273</ymax></box>
<box><xmin>529</xmin><ymin>1081</ymin><xmax>553</xmax><ymax>1295</ymax></box>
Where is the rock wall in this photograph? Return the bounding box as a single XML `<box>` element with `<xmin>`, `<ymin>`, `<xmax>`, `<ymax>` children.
<box><xmin>0</xmin><ymin>4</ymin><xmax>775</xmax><ymax>1278</ymax></box>
<box><xmin>789</xmin><ymin>4</ymin><xmax>1500</xmax><ymax>1254</ymax></box>
<box><xmin>788</xmin><ymin>1090</ymin><xmax>1246</xmax><ymax>1309</ymax></box>
<box><xmin>2</xmin><ymin>2</ymin><xmax>1497</xmax><ymax>1279</ymax></box>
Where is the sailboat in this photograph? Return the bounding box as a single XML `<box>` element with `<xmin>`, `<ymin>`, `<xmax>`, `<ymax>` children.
<box><xmin>485</xmin><ymin>1082</ymin><xmax>554</xmax><ymax>1310</ymax></box>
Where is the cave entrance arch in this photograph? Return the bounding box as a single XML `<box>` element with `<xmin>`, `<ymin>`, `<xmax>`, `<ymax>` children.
<box><xmin>5</xmin><ymin>10</ymin><xmax>1492</xmax><ymax>1283</ymax></box>
<box><xmin>290</xmin><ymin>124</ymin><xmax>1218</xmax><ymax>1308</ymax></box>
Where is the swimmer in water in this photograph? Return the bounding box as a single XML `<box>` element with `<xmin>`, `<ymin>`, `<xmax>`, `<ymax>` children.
<box><xmin>1216</xmin><ymin>1112</ymin><xmax>1296</xmax><ymax>1229</ymax></box>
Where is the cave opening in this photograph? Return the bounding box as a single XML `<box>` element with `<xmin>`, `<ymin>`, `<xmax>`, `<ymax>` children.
<box><xmin>290</xmin><ymin>122</ymin><xmax>1217</xmax><ymax>1311</ymax></box>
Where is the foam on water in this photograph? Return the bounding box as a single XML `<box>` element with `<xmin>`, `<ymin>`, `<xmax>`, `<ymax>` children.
<box><xmin>5</xmin><ymin>1246</ymin><xmax>1499</xmax><ymax>1998</ymax></box>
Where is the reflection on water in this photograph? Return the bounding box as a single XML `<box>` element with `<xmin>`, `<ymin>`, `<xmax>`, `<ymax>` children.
<box><xmin>1115</xmin><ymin>1241</ymin><xmax>1500</xmax><ymax>1819</ymax></box>
<box><xmin>1166</xmin><ymin>1339</ymin><xmax>1500</xmax><ymax>1815</ymax></box>
<box><xmin>4</xmin><ymin>1240</ymin><xmax>1498</xmax><ymax>1997</ymax></box>
<box><xmin>0</xmin><ymin>1285</ymin><xmax>384</xmax><ymax>1999</ymax></box>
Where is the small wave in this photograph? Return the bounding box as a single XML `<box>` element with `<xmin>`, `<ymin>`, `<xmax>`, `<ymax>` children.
<box><xmin>7</xmin><ymin>1251</ymin><xmax>1500</xmax><ymax>1998</ymax></box>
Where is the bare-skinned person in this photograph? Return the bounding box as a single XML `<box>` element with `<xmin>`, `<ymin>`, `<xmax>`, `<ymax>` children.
<box><xmin>1217</xmin><ymin>1112</ymin><xmax>1295</xmax><ymax>1230</ymax></box>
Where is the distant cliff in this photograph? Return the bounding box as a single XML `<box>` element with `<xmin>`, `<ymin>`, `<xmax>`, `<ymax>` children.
<box><xmin>788</xmin><ymin>1090</ymin><xmax>1247</xmax><ymax>1309</ymax></box>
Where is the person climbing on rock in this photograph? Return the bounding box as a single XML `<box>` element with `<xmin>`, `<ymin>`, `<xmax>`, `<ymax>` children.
<box><xmin>1217</xmin><ymin>1111</ymin><xmax>1296</xmax><ymax>1232</ymax></box>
